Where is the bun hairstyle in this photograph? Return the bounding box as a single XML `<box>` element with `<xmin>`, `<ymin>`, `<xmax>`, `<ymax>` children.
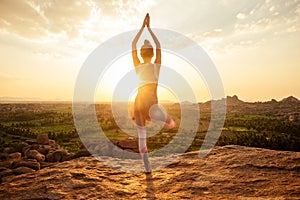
<box><xmin>141</xmin><ymin>39</ymin><xmax>154</xmax><ymax>58</ymax></box>
<box><xmin>143</xmin><ymin>39</ymin><xmax>151</xmax><ymax>46</ymax></box>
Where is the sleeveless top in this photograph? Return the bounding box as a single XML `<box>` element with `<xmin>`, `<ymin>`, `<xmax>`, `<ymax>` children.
<box><xmin>136</xmin><ymin>63</ymin><xmax>160</xmax><ymax>89</ymax></box>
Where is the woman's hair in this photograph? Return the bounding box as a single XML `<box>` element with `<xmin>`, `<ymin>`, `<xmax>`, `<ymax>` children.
<box><xmin>140</xmin><ymin>39</ymin><xmax>154</xmax><ymax>58</ymax></box>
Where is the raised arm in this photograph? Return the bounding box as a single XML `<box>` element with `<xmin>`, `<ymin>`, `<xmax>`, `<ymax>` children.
<box><xmin>132</xmin><ymin>15</ymin><xmax>148</xmax><ymax>67</ymax></box>
<box><xmin>147</xmin><ymin>16</ymin><xmax>161</xmax><ymax>64</ymax></box>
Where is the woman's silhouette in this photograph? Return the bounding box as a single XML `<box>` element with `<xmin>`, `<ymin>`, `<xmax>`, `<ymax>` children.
<box><xmin>132</xmin><ymin>13</ymin><xmax>175</xmax><ymax>173</ymax></box>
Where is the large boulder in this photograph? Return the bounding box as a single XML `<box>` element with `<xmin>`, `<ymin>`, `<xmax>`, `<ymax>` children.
<box><xmin>45</xmin><ymin>152</ymin><xmax>56</xmax><ymax>162</ymax></box>
<box><xmin>117</xmin><ymin>139</ymin><xmax>138</xmax><ymax>150</ymax></box>
<box><xmin>25</xmin><ymin>150</ymin><xmax>45</xmax><ymax>162</ymax></box>
<box><xmin>37</xmin><ymin>145</ymin><xmax>51</xmax><ymax>156</ymax></box>
<box><xmin>62</xmin><ymin>152</ymin><xmax>74</xmax><ymax>162</ymax></box>
<box><xmin>31</xmin><ymin>144</ymin><xmax>41</xmax><ymax>150</ymax></box>
<box><xmin>36</xmin><ymin>134</ymin><xmax>49</xmax><ymax>145</ymax></box>
<box><xmin>13</xmin><ymin>167</ymin><xmax>35</xmax><ymax>175</ymax></box>
<box><xmin>49</xmin><ymin>143</ymin><xmax>60</xmax><ymax>149</ymax></box>
<box><xmin>25</xmin><ymin>139</ymin><xmax>37</xmax><ymax>145</ymax></box>
<box><xmin>49</xmin><ymin>139</ymin><xmax>56</xmax><ymax>146</ymax></box>
<box><xmin>7</xmin><ymin>152</ymin><xmax>21</xmax><ymax>162</ymax></box>
<box><xmin>46</xmin><ymin>149</ymin><xmax>69</xmax><ymax>162</ymax></box>
<box><xmin>22</xmin><ymin>145</ymin><xmax>32</xmax><ymax>157</ymax></box>
<box><xmin>12</xmin><ymin>159</ymin><xmax>40</xmax><ymax>170</ymax></box>
<box><xmin>14</xmin><ymin>142</ymin><xmax>29</xmax><ymax>155</ymax></box>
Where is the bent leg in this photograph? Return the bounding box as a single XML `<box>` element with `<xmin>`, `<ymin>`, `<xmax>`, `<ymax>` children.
<box><xmin>149</xmin><ymin>104</ymin><xmax>175</xmax><ymax>129</ymax></box>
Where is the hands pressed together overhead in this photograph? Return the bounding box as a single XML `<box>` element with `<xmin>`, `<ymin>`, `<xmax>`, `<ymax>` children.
<box><xmin>143</xmin><ymin>13</ymin><xmax>150</xmax><ymax>28</ymax></box>
<box><xmin>132</xmin><ymin>12</ymin><xmax>161</xmax><ymax>66</ymax></box>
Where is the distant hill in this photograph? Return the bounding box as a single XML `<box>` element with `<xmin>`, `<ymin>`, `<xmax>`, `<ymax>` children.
<box><xmin>216</xmin><ymin>95</ymin><xmax>300</xmax><ymax>105</ymax></box>
<box><xmin>225</xmin><ymin>95</ymin><xmax>244</xmax><ymax>105</ymax></box>
<box><xmin>280</xmin><ymin>96</ymin><xmax>300</xmax><ymax>104</ymax></box>
<box><xmin>199</xmin><ymin>95</ymin><xmax>300</xmax><ymax>119</ymax></box>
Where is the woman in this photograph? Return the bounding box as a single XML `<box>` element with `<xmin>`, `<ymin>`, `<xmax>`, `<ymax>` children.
<box><xmin>132</xmin><ymin>13</ymin><xmax>175</xmax><ymax>173</ymax></box>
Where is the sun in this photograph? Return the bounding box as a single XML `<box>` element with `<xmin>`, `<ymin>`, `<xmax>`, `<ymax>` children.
<box><xmin>95</xmin><ymin>51</ymin><xmax>210</xmax><ymax>103</ymax></box>
<box><xmin>95</xmin><ymin>54</ymin><xmax>137</xmax><ymax>102</ymax></box>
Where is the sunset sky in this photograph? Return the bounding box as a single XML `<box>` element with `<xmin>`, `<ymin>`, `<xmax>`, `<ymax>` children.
<box><xmin>0</xmin><ymin>0</ymin><xmax>299</xmax><ymax>102</ymax></box>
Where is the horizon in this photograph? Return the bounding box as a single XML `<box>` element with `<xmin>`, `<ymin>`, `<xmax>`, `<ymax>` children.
<box><xmin>0</xmin><ymin>94</ymin><xmax>298</xmax><ymax>104</ymax></box>
<box><xmin>1</xmin><ymin>1</ymin><xmax>300</xmax><ymax>102</ymax></box>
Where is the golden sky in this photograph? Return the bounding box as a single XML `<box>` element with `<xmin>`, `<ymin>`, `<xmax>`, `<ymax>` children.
<box><xmin>0</xmin><ymin>0</ymin><xmax>299</xmax><ymax>102</ymax></box>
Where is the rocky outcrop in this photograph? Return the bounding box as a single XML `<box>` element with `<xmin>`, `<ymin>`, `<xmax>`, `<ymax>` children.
<box><xmin>46</xmin><ymin>149</ymin><xmax>72</xmax><ymax>162</ymax></box>
<box><xmin>36</xmin><ymin>134</ymin><xmax>49</xmax><ymax>145</ymax></box>
<box><xmin>25</xmin><ymin>150</ymin><xmax>45</xmax><ymax>162</ymax></box>
<box><xmin>200</xmin><ymin>95</ymin><xmax>300</xmax><ymax>120</ymax></box>
<box><xmin>0</xmin><ymin>134</ymin><xmax>74</xmax><ymax>180</ymax></box>
<box><xmin>7</xmin><ymin>152</ymin><xmax>21</xmax><ymax>162</ymax></box>
<box><xmin>280</xmin><ymin>96</ymin><xmax>300</xmax><ymax>104</ymax></box>
<box><xmin>0</xmin><ymin>145</ymin><xmax>299</xmax><ymax>199</ymax></box>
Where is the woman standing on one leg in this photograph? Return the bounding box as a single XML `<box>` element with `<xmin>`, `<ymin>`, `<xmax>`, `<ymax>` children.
<box><xmin>132</xmin><ymin>13</ymin><xmax>175</xmax><ymax>173</ymax></box>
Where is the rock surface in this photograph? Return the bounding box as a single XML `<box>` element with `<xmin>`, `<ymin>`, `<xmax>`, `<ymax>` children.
<box><xmin>7</xmin><ymin>152</ymin><xmax>21</xmax><ymax>162</ymax></box>
<box><xmin>12</xmin><ymin>160</ymin><xmax>40</xmax><ymax>171</ymax></box>
<box><xmin>0</xmin><ymin>145</ymin><xmax>299</xmax><ymax>199</ymax></box>
<box><xmin>25</xmin><ymin>150</ymin><xmax>45</xmax><ymax>162</ymax></box>
<box><xmin>12</xmin><ymin>167</ymin><xmax>36</xmax><ymax>175</ymax></box>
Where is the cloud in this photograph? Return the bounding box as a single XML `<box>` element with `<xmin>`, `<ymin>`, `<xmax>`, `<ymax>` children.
<box><xmin>0</xmin><ymin>0</ymin><xmax>156</xmax><ymax>40</ymax></box>
<box><xmin>0</xmin><ymin>0</ymin><xmax>92</xmax><ymax>39</ymax></box>
<box><xmin>0</xmin><ymin>0</ymin><xmax>157</xmax><ymax>60</ymax></box>
<box><xmin>234</xmin><ymin>0</ymin><xmax>300</xmax><ymax>34</ymax></box>
<box><xmin>203</xmin><ymin>29</ymin><xmax>223</xmax><ymax>38</ymax></box>
<box><xmin>1</xmin><ymin>0</ymin><xmax>299</xmax><ymax>60</ymax></box>
<box><xmin>236</xmin><ymin>13</ymin><xmax>246</xmax><ymax>20</ymax></box>
<box><xmin>185</xmin><ymin>0</ymin><xmax>300</xmax><ymax>57</ymax></box>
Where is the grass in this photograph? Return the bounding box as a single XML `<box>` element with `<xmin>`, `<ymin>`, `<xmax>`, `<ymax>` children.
<box><xmin>1</xmin><ymin>103</ymin><xmax>300</xmax><ymax>154</ymax></box>
<box><xmin>30</xmin><ymin>125</ymin><xmax>75</xmax><ymax>134</ymax></box>
<box><xmin>222</xmin><ymin>126</ymin><xmax>250</xmax><ymax>132</ymax></box>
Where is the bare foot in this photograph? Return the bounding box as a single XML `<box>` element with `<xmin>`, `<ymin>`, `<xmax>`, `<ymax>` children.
<box><xmin>166</xmin><ymin>119</ymin><xmax>176</xmax><ymax>129</ymax></box>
